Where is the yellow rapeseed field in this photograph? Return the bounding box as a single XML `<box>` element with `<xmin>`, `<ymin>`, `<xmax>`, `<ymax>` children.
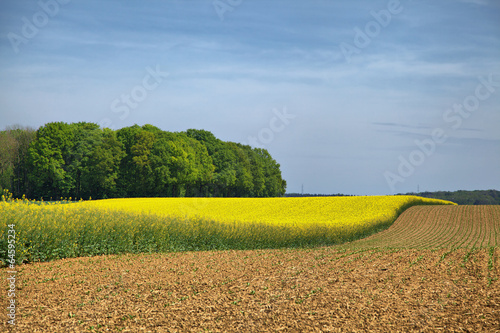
<box><xmin>80</xmin><ymin>195</ymin><xmax>451</xmax><ymax>228</ymax></box>
<box><xmin>1</xmin><ymin>196</ymin><xmax>455</xmax><ymax>264</ymax></box>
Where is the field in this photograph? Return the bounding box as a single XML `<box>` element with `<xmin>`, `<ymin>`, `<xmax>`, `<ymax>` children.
<box><xmin>347</xmin><ymin>205</ymin><xmax>500</xmax><ymax>249</ymax></box>
<box><xmin>0</xmin><ymin>196</ymin><xmax>453</xmax><ymax>264</ymax></box>
<box><xmin>1</xmin><ymin>200</ymin><xmax>499</xmax><ymax>332</ymax></box>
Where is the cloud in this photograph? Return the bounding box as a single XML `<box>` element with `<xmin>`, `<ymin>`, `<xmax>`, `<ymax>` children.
<box><xmin>459</xmin><ymin>0</ymin><xmax>489</xmax><ymax>5</ymax></box>
<box><xmin>371</xmin><ymin>122</ymin><xmax>434</xmax><ymax>130</ymax></box>
<box><xmin>0</xmin><ymin>0</ymin><xmax>499</xmax><ymax>194</ymax></box>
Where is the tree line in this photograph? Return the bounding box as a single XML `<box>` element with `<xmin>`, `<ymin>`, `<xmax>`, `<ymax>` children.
<box><xmin>411</xmin><ymin>190</ymin><xmax>500</xmax><ymax>205</ymax></box>
<box><xmin>0</xmin><ymin>123</ymin><xmax>287</xmax><ymax>199</ymax></box>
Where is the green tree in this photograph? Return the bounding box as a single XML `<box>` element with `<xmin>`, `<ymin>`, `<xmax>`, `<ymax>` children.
<box><xmin>185</xmin><ymin>129</ymin><xmax>236</xmax><ymax>196</ymax></box>
<box><xmin>17</xmin><ymin>123</ymin><xmax>286</xmax><ymax>199</ymax></box>
<box><xmin>27</xmin><ymin>122</ymin><xmax>74</xmax><ymax>199</ymax></box>
<box><xmin>0</xmin><ymin>131</ymin><xmax>16</xmax><ymax>192</ymax></box>
<box><xmin>230</xmin><ymin>143</ymin><xmax>254</xmax><ymax>197</ymax></box>
<box><xmin>130</xmin><ymin>130</ymin><xmax>155</xmax><ymax>196</ymax></box>
<box><xmin>82</xmin><ymin>128</ymin><xmax>124</xmax><ymax>199</ymax></box>
<box><xmin>10</xmin><ymin>126</ymin><xmax>36</xmax><ymax>197</ymax></box>
<box><xmin>66</xmin><ymin>122</ymin><xmax>102</xmax><ymax>199</ymax></box>
<box><xmin>257</xmin><ymin>148</ymin><xmax>286</xmax><ymax>197</ymax></box>
<box><xmin>0</xmin><ymin>126</ymin><xmax>36</xmax><ymax>197</ymax></box>
<box><xmin>116</xmin><ymin>125</ymin><xmax>145</xmax><ymax>197</ymax></box>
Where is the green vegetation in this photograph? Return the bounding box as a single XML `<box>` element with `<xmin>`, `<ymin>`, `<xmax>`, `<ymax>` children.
<box><xmin>0</xmin><ymin>123</ymin><xmax>286</xmax><ymax>199</ymax></box>
<box><xmin>0</xmin><ymin>201</ymin><xmax>363</xmax><ymax>265</ymax></box>
<box><xmin>287</xmin><ymin>190</ymin><xmax>500</xmax><ymax>204</ymax></box>
<box><xmin>0</xmin><ymin>196</ymin><xmax>454</xmax><ymax>265</ymax></box>
<box><xmin>412</xmin><ymin>190</ymin><xmax>500</xmax><ymax>205</ymax></box>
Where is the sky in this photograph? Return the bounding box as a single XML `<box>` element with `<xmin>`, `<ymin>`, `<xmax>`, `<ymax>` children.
<box><xmin>0</xmin><ymin>0</ymin><xmax>499</xmax><ymax>195</ymax></box>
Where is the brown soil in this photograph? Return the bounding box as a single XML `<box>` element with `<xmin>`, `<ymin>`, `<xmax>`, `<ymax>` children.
<box><xmin>2</xmin><ymin>246</ymin><xmax>499</xmax><ymax>332</ymax></box>
<box><xmin>2</xmin><ymin>205</ymin><xmax>499</xmax><ymax>332</ymax></box>
<box><xmin>348</xmin><ymin>205</ymin><xmax>500</xmax><ymax>249</ymax></box>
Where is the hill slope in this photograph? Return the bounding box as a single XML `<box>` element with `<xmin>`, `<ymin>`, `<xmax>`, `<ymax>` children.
<box><xmin>347</xmin><ymin>205</ymin><xmax>500</xmax><ymax>249</ymax></box>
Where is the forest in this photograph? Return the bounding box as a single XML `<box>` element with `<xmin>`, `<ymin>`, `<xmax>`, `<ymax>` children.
<box><xmin>0</xmin><ymin>123</ymin><xmax>286</xmax><ymax>199</ymax></box>
<box><xmin>413</xmin><ymin>190</ymin><xmax>500</xmax><ymax>205</ymax></box>
<box><xmin>287</xmin><ymin>191</ymin><xmax>500</xmax><ymax>205</ymax></box>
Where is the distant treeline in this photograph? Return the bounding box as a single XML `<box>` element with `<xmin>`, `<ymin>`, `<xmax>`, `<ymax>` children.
<box><xmin>0</xmin><ymin>123</ymin><xmax>286</xmax><ymax>199</ymax></box>
<box><xmin>407</xmin><ymin>190</ymin><xmax>500</xmax><ymax>205</ymax></box>
<box><xmin>286</xmin><ymin>190</ymin><xmax>500</xmax><ymax>205</ymax></box>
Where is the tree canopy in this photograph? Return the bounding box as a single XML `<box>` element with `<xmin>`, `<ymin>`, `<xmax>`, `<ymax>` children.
<box><xmin>0</xmin><ymin>123</ymin><xmax>286</xmax><ymax>199</ymax></box>
<box><xmin>412</xmin><ymin>190</ymin><xmax>500</xmax><ymax>205</ymax></box>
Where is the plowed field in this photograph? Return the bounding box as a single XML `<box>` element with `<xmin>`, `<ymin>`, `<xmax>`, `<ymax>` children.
<box><xmin>1</xmin><ymin>205</ymin><xmax>499</xmax><ymax>332</ymax></box>
<box><xmin>347</xmin><ymin>205</ymin><xmax>500</xmax><ymax>249</ymax></box>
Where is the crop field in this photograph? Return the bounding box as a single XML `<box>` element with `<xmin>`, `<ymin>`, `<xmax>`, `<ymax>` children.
<box><xmin>1</xmin><ymin>198</ymin><xmax>499</xmax><ymax>332</ymax></box>
<box><xmin>0</xmin><ymin>196</ymin><xmax>453</xmax><ymax>264</ymax></box>
<box><xmin>1</xmin><ymin>246</ymin><xmax>498</xmax><ymax>332</ymax></box>
<box><xmin>79</xmin><ymin>196</ymin><xmax>444</xmax><ymax>227</ymax></box>
<box><xmin>347</xmin><ymin>205</ymin><xmax>500</xmax><ymax>249</ymax></box>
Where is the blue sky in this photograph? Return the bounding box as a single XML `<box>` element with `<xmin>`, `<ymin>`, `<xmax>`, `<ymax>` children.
<box><xmin>1</xmin><ymin>0</ymin><xmax>499</xmax><ymax>195</ymax></box>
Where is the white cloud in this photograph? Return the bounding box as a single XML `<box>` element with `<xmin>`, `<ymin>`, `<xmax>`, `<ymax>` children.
<box><xmin>0</xmin><ymin>0</ymin><xmax>499</xmax><ymax>194</ymax></box>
